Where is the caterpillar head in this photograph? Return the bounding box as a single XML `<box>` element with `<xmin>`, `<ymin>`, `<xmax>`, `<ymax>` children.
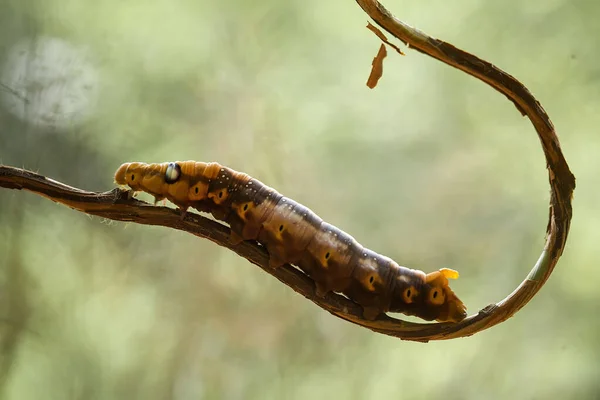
<box><xmin>114</xmin><ymin>162</ymin><xmax>147</xmax><ymax>190</ymax></box>
<box><xmin>115</xmin><ymin>161</ymin><xmax>186</xmax><ymax>202</ymax></box>
<box><xmin>390</xmin><ymin>268</ymin><xmax>467</xmax><ymax>323</ymax></box>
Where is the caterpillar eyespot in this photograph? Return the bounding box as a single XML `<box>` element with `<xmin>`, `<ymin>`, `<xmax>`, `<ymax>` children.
<box><xmin>428</xmin><ymin>287</ymin><xmax>446</xmax><ymax>306</ymax></box>
<box><xmin>403</xmin><ymin>287</ymin><xmax>417</xmax><ymax>304</ymax></box>
<box><xmin>165</xmin><ymin>162</ymin><xmax>181</xmax><ymax>183</ymax></box>
<box><xmin>114</xmin><ymin>161</ymin><xmax>467</xmax><ymax>323</ymax></box>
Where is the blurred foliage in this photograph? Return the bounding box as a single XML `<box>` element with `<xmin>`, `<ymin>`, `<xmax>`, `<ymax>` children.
<box><xmin>0</xmin><ymin>0</ymin><xmax>598</xmax><ymax>399</ymax></box>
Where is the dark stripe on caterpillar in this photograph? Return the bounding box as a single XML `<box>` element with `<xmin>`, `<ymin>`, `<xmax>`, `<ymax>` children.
<box><xmin>114</xmin><ymin>161</ymin><xmax>467</xmax><ymax>323</ymax></box>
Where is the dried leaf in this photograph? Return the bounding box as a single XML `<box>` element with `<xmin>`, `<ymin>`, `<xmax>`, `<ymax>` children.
<box><xmin>366</xmin><ymin>22</ymin><xmax>405</xmax><ymax>56</ymax></box>
<box><xmin>366</xmin><ymin>43</ymin><xmax>387</xmax><ymax>89</ymax></box>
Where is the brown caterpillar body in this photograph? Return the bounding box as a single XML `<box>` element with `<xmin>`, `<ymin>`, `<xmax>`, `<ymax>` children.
<box><xmin>115</xmin><ymin>161</ymin><xmax>467</xmax><ymax>323</ymax></box>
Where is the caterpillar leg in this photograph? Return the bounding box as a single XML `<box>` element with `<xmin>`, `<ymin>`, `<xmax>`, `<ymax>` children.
<box><xmin>178</xmin><ymin>207</ymin><xmax>188</xmax><ymax>220</ymax></box>
<box><xmin>229</xmin><ymin>230</ymin><xmax>244</xmax><ymax>245</ymax></box>
<box><xmin>315</xmin><ymin>282</ymin><xmax>331</xmax><ymax>298</ymax></box>
<box><xmin>268</xmin><ymin>253</ymin><xmax>286</xmax><ymax>269</ymax></box>
<box><xmin>313</xmin><ymin>276</ymin><xmax>348</xmax><ymax>298</ymax></box>
<box><xmin>152</xmin><ymin>195</ymin><xmax>165</xmax><ymax>205</ymax></box>
<box><xmin>362</xmin><ymin>306</ymin><xmax>382</xmax><ymax>321</ymax></box>
<box><xmin>211</xmin><ymin>208</ymin><xmax>229</xmax><ymax>221</ymax></box>
<box><xmin>170</xmin><ymin>203</ymin><xmax>189</xmax><ymax>220</ymax></box>
<box><xmin>227</xmin><ymin>217</ymin><xmax>252</xmax><ymax>245</ymax></box>
<box><xmin>241</xmin><ymin>223</ymin><xmax>262</xmax><ymax>242</ymax></box>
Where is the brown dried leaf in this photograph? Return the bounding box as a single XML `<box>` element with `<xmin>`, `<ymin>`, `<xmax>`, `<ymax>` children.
<box><xmin>366</xmin><ymin>22</ymin><xmax>405</xmax><ymax>56</ymax></box>
<box><xmin>366</xmin><ymin>43</ymin><xmax>387</xmax><ymax>89</ymax></box>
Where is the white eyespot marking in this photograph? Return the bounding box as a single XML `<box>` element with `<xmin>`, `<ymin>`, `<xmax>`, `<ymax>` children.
<box><xmin>165</xmin><ymin>162</ymin><xmax>181</xmax><ymax>183</ymax></box>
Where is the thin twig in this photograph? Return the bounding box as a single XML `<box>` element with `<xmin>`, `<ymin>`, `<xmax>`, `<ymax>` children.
<box><xmin>0</xmin><ymin>2</ymin><xmax>575</xmax><ymax>342</ymax></box>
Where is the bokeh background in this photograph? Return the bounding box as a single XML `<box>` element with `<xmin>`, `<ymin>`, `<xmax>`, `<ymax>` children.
<box><xmin>0</xmin><ymin>0</ymin><xmax>598</xmax><ymax>399</ymax></box>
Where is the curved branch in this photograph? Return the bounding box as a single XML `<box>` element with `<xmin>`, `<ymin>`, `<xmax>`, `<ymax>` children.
<box><xmin>353</xmin><ymin>0</ymin><xmax>576</xmax><ymax>337</ymax></box>
<box><xmin>0</xmin><ymin>3</ymin><xmax>575</xmax><ymax>342</ymax></box>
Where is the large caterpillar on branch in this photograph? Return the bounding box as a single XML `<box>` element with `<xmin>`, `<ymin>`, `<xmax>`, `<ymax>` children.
<box><xmin>114</xmin><ymin>161</ymin><xmax>467</xmax><ymax>323</ymax></box>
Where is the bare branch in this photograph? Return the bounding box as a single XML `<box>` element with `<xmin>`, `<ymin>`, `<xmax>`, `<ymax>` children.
<box><xmin>0</xmin><ymin>165</ymin><xmax>438</xmax><ymax>339</ymax></box>
<box><xmin>353</xmin><ymin>0</ymin><xmax>576</xmax><ymax>337</ymax></box>
<box><xmin>0</xmin><ymin>2</ymin><xmax>575</xmax><ymax>342</ymax></box>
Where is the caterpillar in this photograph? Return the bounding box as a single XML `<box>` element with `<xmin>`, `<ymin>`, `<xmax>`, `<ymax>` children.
<box><xmin>114</xmin><ymin>161</ymin><xmax>467</xmax><ymax>323</ymax></box>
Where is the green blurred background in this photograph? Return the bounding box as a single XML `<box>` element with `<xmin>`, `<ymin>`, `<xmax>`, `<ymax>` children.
<box><xmin>0</xmin><ymin>0</ymin><xmax>597</xmax><ymax>399</ymax></box>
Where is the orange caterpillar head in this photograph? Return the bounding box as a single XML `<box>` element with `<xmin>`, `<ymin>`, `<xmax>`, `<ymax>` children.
<box><xmin>114</xmin><ymin>162</ymin><xmax>175</xmax><ymax>199</ymax></box>
<box><xmin>114</xmin><ymin>162</ymin><xmax>153</xmax><ymax>190</ymax></box>
<box><xmin>390</xmin><ymin>268</ymin><xmax>467</xmax><ymax>323</ymax></box>
<box><xmin>115</xmin><ymin>161</ymin><xmax>214</xmax><ymax>208</ymax></box>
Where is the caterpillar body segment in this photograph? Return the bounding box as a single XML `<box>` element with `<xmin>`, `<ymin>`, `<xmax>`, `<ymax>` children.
<box><xmin>258</xmin><ymin>199</ymin><xmax>324</xmax><ymax>268</ymax></box>
<box><xmin>224</xmin><ymin>179</ymin><xmax>283</xmax><ymax>244</ymax></box>
<box><xmin>115</xmin><ymin>161</ymin><xmax>467</xmax><ymax>323</ymax></box>
<box><xmin>301</xmin><ymin>223</ymin><xmax>361</xmax><ymax>297</ymax></box>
